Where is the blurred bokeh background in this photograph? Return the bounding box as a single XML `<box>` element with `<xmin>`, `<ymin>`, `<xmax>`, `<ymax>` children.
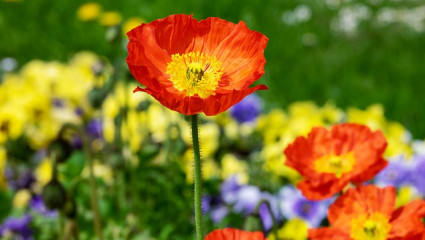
<box><xmin>1</xmin><ymin>0</ymin><xmax>425</xmax><ymax>239</ymax></box>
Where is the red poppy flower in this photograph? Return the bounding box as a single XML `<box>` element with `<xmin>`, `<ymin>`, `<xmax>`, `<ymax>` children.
<box><xmin>126</xmin><ymin>14</ymin><xmax>268</xmax><ymax>116</ymax></box>
<box><xmin>309</xmin><ymin>185</ymin><xmax>425</xmax><ymax>240</ymax></box>
<box><xmin>284</xmin><ymin>123</ymin><xmax>388</xmax><ymax>200</ymax></box>
<box><xmin>206</xmin><ymin>228</ymin><xmax>267</xmax><ymax>240</ymax></box>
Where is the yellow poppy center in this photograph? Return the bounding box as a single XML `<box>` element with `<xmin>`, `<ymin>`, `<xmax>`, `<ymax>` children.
<box><xmin>166</xmin><ymin>51</ymin><xmax>223</xmax><ymax>99</ymax></box>
<box><xmin>350</xmin><ymin>212</ymin><xmax>391</xmax><ymax>240</ymax></box>
<box><xmin>313</xmin><ymin>151</ymin><xmax>356</xmax><ymax>178</ymax></box>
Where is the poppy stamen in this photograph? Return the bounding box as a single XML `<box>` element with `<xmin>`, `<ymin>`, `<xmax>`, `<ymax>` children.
<box><xmin>166</xmin><ymin>51</ymin><xmax>223</xmax><ymax>99</ymax></box>
<box><xmin>350</xmin><ymin>212</ymin><xmax>391</xmax><ymax>240</ymax></box>
<box><xmin>314</xmin><ymin>152</ymin><xmax>356</xmax><ymax>178</ymax></box>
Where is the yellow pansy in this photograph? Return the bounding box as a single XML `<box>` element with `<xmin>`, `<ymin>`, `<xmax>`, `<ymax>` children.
<box><xmin>347</xmin><ymin>104</ymin><xmax>386</xmax><ymax>131</ymax></box>
<box><xmin>268</xmin><ymin>218</ymin><xmax>308</xmax><ymax>240</ymax></box>
<box><xmin>13</xmin><ymin>189</ymin><xmax>32</xmax><ymax>209</ymax></box>
<box><xmin>77</xmin><ymin>2</ymin><xmax>102</xmax><ymax>21</ymax></box>
<box><xmin>221</xmin><ymin>154</ymin><xmax>249</xmax><ymax>184</ymax></box>
<box><xmin>122</xmin><ymin>17</ymin><xmax>146</xmax><ymax>36</ymax></box>
<box><xmin>100</xmin><ymin>11</ymin><xmax>122</xmax><ymax>26</ymax></box>
<box><xmin>0</xmin><ymin>147</ymin><xmax>6</xmax><ymax>189</ymax></box>
<box><xmin>35</xmin><ymin>158</ymin><xmax>52</xmax><ymax>187</ymax></box>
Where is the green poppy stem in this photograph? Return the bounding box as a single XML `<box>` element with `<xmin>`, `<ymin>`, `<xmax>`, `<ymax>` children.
<box><xmin>191</xmin><ymin>114</ymin><xmax>204</xmax><ymax>240</ymax></box>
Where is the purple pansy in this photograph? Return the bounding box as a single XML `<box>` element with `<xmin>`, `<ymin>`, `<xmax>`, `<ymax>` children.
<box><xmin>408</xmin><ymin>155</ymin><xmax>425</xmax><ymax>195</ymax></box>
<box><xmin>375</xmin><ymin>155</ymin><xmax>411</xmax><ymax>188</ymax></box>
<box><xmin>233</xmin><ymin>185</ymin><xmax>262</xmax><ymax>213</ymax></box>
<box><xmin>0</xmin><ymin>214</ymin><xmax>33</xmax><ymax>240</ymax></box>
<box><xmin>229</xmin><ymin>94</ymin><xmax>263</xmax><ymax>124</ymax></box>
<box><xmin>4</xmin><ymin>170</ymin><xmax>35</xmax><ymax>191</ymax></box>
<box><xmin>258</xmin><ymin>192</ymin><xmax>280</xmax><ymax>231</ymax></box>
<box><xmin>30</xmin><ymin>195</ymin><xmax>58</xmax><ymax>218</ymax></box>
<box><xmin>86</xmin><ymin>119</ymin><xmax>103</xmax><ymax>139</ymax></box>
<box><xmin>278</xmin><ymin>186</ymin><xmax>330</xmax><ymax>227</ymax></box>
<box><xmin>210</xmin><ymin>205</ymin><xmax>229</xmax><ymax>224</ymax></box>
<box><xmin>220</xmin><ymin>175</ymin><xmax>242</xmax><ymax>205</ymax></box>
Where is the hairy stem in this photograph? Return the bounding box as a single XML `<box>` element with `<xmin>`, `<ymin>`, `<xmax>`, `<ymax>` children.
<box><xmin>191</xmin><ymin>114</ymin><xmax>204</xmax><ymax>240</ymax></box>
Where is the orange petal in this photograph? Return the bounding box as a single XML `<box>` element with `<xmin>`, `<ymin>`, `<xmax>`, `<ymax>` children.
<box><xmin>127</xmin><ymin>23</ymin><xmax>173</xmax><ymax>92</ymax></box>
<box><xmin>328</xmin><ymin>185</ymin><xmax>395</xmax><ymax>232</ymax></box>
<box><xmin>297</xmin><ymin>175</ymin><xmax>350</xmax><ymax>201</ymax></box>
<box><xmin>148</xmin><ymin>14</ymin><xmax>199</xmax><ymax>55</ymax></box>
<box><xmin>388</xmin><ymin>199</ymin><xmax>425</xmax><ymax>239</ymax></box>
<box><xmin>205</xmin><ymin>228</ymin><xmax>267</xmax><ymax>240</ymax></box>
<box><xmin>212</xmin><ymin>21</ymin><xmax>268</xmax><ymax>91</ymax></box>
<box><xmin>308</xmin><ymin>227</ymin><xmax>351</xmax><ymax>240</ymax></box>
<box><xmin>188</xmin><ymin>17</ymin><xmax>237</xmax><ymax>55</ymax></box>
<box><xmin>203</xmin><ymin>85</ymin><xmax>268</xmax><ymax>116</ymax></box>
<box><xmin>284</xmin><ymin>134</ymin><xmax>317</xmax><ymax>177</ymax></box>
<box><xmin>133</xmin><ymin>84</ymin><xmax>267</xmax><ymax>116</ymax></box>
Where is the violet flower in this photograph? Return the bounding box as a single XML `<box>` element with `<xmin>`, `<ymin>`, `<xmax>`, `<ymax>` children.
<box><xmin>278</xmin><ymin>186</ymin><xmax>330</xmax><ymax>227</ymax></box>
<box><xmin>375</xmin><ymin>155</ymin><xmax>411</xmax><ymax>188</ymax></box>
<box><xmin>230</xmin><ymin>94</ymin><xmax>263</xmax><ymax>124</ymax></box>
<box><xmin>0</xmin><ymin>214</ymin><xmax>33</xmax><ymax>240</ymax></box>
<box><xmin>30</xmin><ymin>195</ymin><xmax>57</xmax><ymax>218</ymax></box>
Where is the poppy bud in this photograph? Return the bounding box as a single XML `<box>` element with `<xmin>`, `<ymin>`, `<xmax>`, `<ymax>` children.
<box><xmin>42</xmin><ymin>179</ymin><xmax>67</xmax><ymax>210</ymax></box>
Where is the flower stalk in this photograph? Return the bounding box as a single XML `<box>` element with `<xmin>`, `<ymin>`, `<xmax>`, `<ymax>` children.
<box><xmin>60</xmin><ymin>123</ymin><xmax>103</xmax><ymax>240</ymax></box>
<box><xmin>191</xmin><ymin>114</ymin><xmax>204</xmax><ymax>240</ymax></box>
<box><xmin>253</xmin><ymin>199</ymin><xmax>279</xmax><ymax>240</ymax></box>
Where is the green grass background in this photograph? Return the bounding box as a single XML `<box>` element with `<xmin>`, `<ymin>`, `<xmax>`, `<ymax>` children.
<box><xmin>1</xmin><ymin>0</ymin><xmax>424</xmax><ymax>138</ymax></box>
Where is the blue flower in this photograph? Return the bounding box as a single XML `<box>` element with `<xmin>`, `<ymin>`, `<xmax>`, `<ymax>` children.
<box><xmin>375</xmin><ymin>155</ymin><xmax>411</xmax><ymax>188</ymax></box>
<box><xmin>210</xmin><ymin>205</ymin><xmax>229</xmax><ymax>224</ymax></box>
<box><xmin>0</xmin><ymin>214</ymin><xmax>33</xmax><ymax>240</ymax></box>
<box><xmin>220</xmin><ymin>175</ymin><xmax>242</xmax><ymax>205</ymax></box>
<box><xmin>86</xmin><ymin>119</ymin><xmax>103</xmax><ymax>139</ymax></box>
<box><xmin>30</xmin><ymin>195</ymin><xmax>58</xmax><ymax>218</ymax></box>
<box><xmin>278</xmin><ymin>186</ymin><xmax>330</xmax><ymax>227</ymax></box>
<box><xmin>229</xmin><ymin>94</ymin><xmax>263</xmax><ymax>123</ymax></box>
<box><xmin>233</xmin><ymin>185</ymin><xmax>262</xmax><ymax>213</ymax></box>
<box><xmin>257</xmin><ymin>192</ymin><xmax>280</xmax><ymax>231</ymax></box>
<box><xmin>408</xmin><ymin>155</ymin><xmax>425</xmax><ymax>195</ymax></box>
<box><xmin>4</xmin><ymin>169</ymin><xmax>35</xmax><ymax>191</ymax></box>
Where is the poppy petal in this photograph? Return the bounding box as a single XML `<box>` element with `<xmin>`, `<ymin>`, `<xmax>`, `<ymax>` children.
<box><xmin>212</xmin><ymin>21</ymin><xmax>268</xmax><ymax>91</ymax></box>
<box><xmin>328</xmin><ymin>185</ymin><xmax>395</xmax><ymax>232</ymax></box>
<box><xmin>205</xmin><ymin>228</ymin><xmax>267</xmax><ymax>240</ymax></box>
<box><xmin>308</xmin><ymin>227</ymin><xmax>351</xmax><ymax>240</ymax></box>
<box><xmin>389</xmin><ymin>199</ymin><xmax>425</xmax><ymax>239</ymax></box>
<box><xmin>134</xmin><ymin>84</ymin><xmax>267</xmax><ymax>116</ymax></box>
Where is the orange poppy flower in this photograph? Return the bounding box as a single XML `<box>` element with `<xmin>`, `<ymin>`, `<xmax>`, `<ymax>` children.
<box><xmin>284</xmin><ymin>123</ymin><xmax>388</xmax><ymax>200</ymax></box>
<box><xmin>206</xmin><ymin>228</ymin><xmax>267</xmax><ymax>240</ymax></box>
<box><xmin>126</xmin><ymin>14</ymin><xmax>268</xmax><ymax>116</ymax></box>
<box><xmin>309</xmin><ymin>185</ymin><xmax>425</xmax><ymax>240</ymax></box>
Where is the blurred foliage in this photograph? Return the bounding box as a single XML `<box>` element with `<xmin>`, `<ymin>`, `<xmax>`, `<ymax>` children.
<box><xmin>0</xmin><ymin>0</ymin><xmax>425</xmax><ymax>137</ymax></box>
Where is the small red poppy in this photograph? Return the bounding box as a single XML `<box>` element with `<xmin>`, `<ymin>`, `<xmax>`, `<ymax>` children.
<box><xmin>126</xmin><ymin>14</ymin><xmax>268</xmax><ymax>116</ymax></box>
<box><xmin>284</xmin><ymin>123</ymin><xmax>388</xmax><ymax>200</ymax></box>
<box><xmin>309</xmin><ymin>185</ymin><xmax>425</xmax><ymax>240</ymax></box>
<box><xmin>206</xmin><ymin>228</ymin><xmax>267</xmax><ymax>240</ymax></box>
